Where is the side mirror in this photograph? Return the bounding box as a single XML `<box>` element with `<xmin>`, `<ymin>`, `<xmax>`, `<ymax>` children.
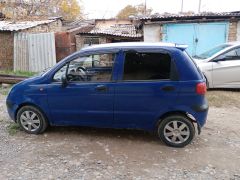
<box><xmin>212</xmin><ymin>58</ymin><xmax>225</xmax><ymax>62</ymax></box>
<box><xmin>61</xmin><ymin>74</ymin><xmax>68</xmax><ymax>87</ymax></box>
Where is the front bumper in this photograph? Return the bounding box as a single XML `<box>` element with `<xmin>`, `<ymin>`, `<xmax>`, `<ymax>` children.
<box><xmin>6</xmin><ymin>100</ymin><xmax>18</xmax><ymax>122</ymax></box>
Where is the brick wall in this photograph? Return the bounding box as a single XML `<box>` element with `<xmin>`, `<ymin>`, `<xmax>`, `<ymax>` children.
<box><xmin>75</xmin><ymin>35</ymin><xmax>85</xmax><ymax>51</ymax></box>
<box><xmin>0</xmin><ymin>32</ymin><xmax>14</xmax><ymax>70</ymax></box>
<box><xmin>228</xmin><ymin>20</ymin><xmax>238</xmax><ymax>42</ymax></box>
<box><xmin>21</xmin><ymin>19</ymin><xmax>62</xmax><ymax>33</ymax></box>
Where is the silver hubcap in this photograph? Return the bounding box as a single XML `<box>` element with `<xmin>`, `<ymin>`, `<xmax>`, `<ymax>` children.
<box><xmin>163</xmin><ymin>121</ymin><xmax>190</xmax><ymax>144</ymax></box>
<box><xmin>20</xmin><ymin>111</ymin><xmax>40</xmax><ymax>132</ymax></box>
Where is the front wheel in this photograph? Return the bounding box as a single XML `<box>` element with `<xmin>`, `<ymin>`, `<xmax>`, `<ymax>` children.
<box><xmin>157</xmin><ymin>115</ymin><xmax>195</xmax><ymax>147</ymax></box>
<box><xmin>17</xmin><ymin>106</ymin><xmax>48</xmax><ymax>134</ymax></box>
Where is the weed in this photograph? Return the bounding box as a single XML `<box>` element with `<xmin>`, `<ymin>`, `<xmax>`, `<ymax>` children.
<box><xmin>0</xmin><ymin>70</ymin><xmax>36</xmax><ymax>77</ymax></box>
<box><xmin>7</xmin><ymin>123</ymin><xmax>20</xmax><ymax>135</ymax></box>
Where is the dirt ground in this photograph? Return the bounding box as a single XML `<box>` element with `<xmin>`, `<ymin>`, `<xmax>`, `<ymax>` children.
<box><xmin>0</xmin><ymin>89</ymin><xmax>240</xmax><ymax>180</ymax></box>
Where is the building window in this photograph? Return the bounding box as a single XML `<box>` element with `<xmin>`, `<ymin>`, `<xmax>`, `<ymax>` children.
<box><xmin>84</xmin><ymin>37</ymin><xmax>100</xmax><ymax>46</ymax></box>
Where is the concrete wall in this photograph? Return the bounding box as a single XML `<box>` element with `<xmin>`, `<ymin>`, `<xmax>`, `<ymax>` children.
<box><xmin>143</xmin><ymin>24</ymin><xmax>161</xmax><ymax>42</ymax></box>
<box><xmin>95</xmin><ymin>19</ymin><xmax>132</xmax><ymax>29</ymax></box>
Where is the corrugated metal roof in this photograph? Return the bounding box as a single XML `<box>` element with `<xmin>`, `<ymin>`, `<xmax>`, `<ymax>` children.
<box><xmin>80</xmin><ymin>24</ymin><xmax>142</xmax><ymax>38</ymax></box>
<box><xmin>0</xmin><ymin>19</ymin><xmax>57</xmax><ymax>31</ymax></box>
<box><xmin>141</xmin><ymin>12</ymin><xmax>240</xmax><ymax>21</ymax></box>
<box><xmin>64</xmin><ymin>19</ymin><xmax>95</xmax><ymax>30</ymax></box>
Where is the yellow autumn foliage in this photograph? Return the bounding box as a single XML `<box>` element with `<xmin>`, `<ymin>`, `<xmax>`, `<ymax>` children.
<box><xmin>60</xmin><ymin>0</ymin><xmax>81</xmax><ymax>21</ymax></box>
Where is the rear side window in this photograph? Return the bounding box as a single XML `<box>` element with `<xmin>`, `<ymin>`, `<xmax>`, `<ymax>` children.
<box><xmin>123</xmin><ymin>52</ymin><xmax>173</xmax><ymax>81</ymax></box>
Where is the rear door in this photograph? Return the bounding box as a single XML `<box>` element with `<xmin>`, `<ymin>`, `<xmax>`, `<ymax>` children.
<box><xmin>114</xmin><ymin>50</ymin><xmax>180</xmax><ymax>130</ymax></box>
<box><xmin>212</xmin><ymin>47</ymin><xmax>240</xmax><ymax>88</ymax></box>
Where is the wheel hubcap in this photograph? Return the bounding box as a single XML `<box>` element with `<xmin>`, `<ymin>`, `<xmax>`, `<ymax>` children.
<box><xmin>20</xmin><ymin>111</ymin><xmax>40</xmax><ymax>132</ymax></box>
<box><xmin>163</xmin><ymin>120</ymin><xmax>190</xmax><ymax>144</ymax></box>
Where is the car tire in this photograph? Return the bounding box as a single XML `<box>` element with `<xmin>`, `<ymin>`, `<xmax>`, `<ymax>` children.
<box><xmin>17</xmin><ymin>106</ymin><xmax>48</xmax><ymax>134</ymax></box>
<box><xmin>157</xmin><ymin>115</ymin><xmax>195</xmax><ymax>148</ymax></box>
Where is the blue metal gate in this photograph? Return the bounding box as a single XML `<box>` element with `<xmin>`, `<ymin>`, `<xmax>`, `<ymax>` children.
<box><xmin>162</xmin><ymin>22</ymin><xmax>229</xmax><ymax>56</ymax></box>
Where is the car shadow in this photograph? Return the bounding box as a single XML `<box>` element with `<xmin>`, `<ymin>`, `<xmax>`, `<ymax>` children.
<box><xmin>208</xmin><ymin>88</ymin><xmax>240</xmax><ymax>92</ymax></box>
<box><xmin>46</xmin><ymin>126</ymin><xmax>160</xmax><ymax>144</ymax></box>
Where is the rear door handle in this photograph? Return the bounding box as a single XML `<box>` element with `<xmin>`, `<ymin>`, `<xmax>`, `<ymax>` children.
<box><xmin>162</xmin><ymin>85</ymin><xmax>175</xmax><ymax>91</ymax></box>
<box><xmin>95</xmin><ymin>85</ymin><xmax>108</xmax><ymax>92</ymax></box>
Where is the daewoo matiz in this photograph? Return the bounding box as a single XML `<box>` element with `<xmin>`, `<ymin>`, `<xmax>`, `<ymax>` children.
<box><xmin>6</xmin><ymin>42</ymin><xmax>208</xmax><ymax>147</ymax></box>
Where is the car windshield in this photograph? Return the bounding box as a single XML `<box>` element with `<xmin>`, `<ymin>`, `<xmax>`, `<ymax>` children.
<box><xmin>193</xmin><ymin>44</ymin><xmax>231</xmax><ymax>60</ymax></box>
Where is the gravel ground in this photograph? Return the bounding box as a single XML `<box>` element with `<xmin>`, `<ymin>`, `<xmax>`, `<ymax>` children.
<box><xmin>0</xmin><ymin>91</ymin><xmax>240</xmax><ymax>180</ymax></box>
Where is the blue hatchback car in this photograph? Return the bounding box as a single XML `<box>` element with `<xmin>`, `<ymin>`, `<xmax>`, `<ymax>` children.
<box><xmin>6</xmin><ymin>42</ymin><xmax>208</xmax><ymax>147</ymax></box>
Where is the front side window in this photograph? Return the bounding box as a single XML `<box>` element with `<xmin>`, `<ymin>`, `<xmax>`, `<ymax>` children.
<box><xmin>195</xmin><ymin>44</ymin><xmax>231</xmax><ymax>59</ymax></box>
<box><xmin>216</xmin><ymin>48</ymin><xmax>240</xmax><ymax>61</ymax></box>
<box><xmin>53</xmin><ymin>64</ymin><xmax>68</xmax><ymax>82</ymax></box>
<box><xmin>123</xmin><ymin>52</ymin><xmax>172</xmax><ymax>81</ymax></box>
<box><xmin>53</xmin><ymin>53</ymin><xmax>115</xmax><ymax>82</ymax></box>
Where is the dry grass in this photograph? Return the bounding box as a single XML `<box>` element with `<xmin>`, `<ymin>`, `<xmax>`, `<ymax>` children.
<box><xmin>207</xmin><ymin>90</ymin><xmax>240</xmax><ymax>108</ymax></box>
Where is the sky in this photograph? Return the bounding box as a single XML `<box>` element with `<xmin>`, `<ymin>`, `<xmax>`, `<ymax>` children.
<box><xmin>80</xmin><ymin>0</ymin><xmax>240</xmax><ymax>19</ymax></box>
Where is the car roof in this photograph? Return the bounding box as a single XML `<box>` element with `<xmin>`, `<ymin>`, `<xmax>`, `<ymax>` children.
<box><xmin>80</xmin><ymin>42</ymin><xmax>188</xmax><ymax>53</ymax></box>
<box><xmin>224</xmin><ymin>41</ymin><xmax>240</xmax><ymax>46</ymax></box>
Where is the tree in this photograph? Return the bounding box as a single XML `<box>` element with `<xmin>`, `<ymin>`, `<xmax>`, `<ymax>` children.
<box><xmin>116</xmin><ymin>3</ymin><xmax>152</xmax><ymax>19</ymax></box>
<box><xmin>0</xmin><ymin>0</ymin><xmax>82</xmax><ymax>21</ymax></box>
<box><xmin>59</xmin><ymin>0</ymin><xmax>82</xmax><ymax>21</ymax></box>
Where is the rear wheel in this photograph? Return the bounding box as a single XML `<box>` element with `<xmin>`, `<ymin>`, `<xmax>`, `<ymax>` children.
<box><xmin>17</xmin><ymin>106</ymin><xmax>48</xmax><ymax>134</ymax></box>
<box><xmin>157</xmin><ymin>115</ymin><xmax>195</xmax><ymax>147</ymax></box>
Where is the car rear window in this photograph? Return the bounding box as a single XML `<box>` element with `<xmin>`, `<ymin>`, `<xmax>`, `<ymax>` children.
<box><xmin>123</xmin><ymin>52</ymin><xmax>173</xmax><ymax>81</ymax></box>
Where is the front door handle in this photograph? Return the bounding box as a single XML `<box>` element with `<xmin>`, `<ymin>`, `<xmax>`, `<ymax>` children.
<box><xmin>162</xmin><ymin>85</ymin><xmax>175</xmax><ymax>92</ymax></box>
<box><xmin>95</xmin><ymin>85</ymin><xmax>108</xmax><ymax>92</ymax></box>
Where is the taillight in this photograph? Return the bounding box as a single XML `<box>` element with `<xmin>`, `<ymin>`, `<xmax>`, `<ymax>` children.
<box><xmin>196</xmin><ymin>82</ymin><xmax>207</xmax><ymax>95</ymax></box>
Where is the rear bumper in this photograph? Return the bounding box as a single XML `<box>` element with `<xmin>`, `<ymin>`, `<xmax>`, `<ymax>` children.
<box><xmin>192</xmin><ymin>103</ymin><xmax>209</xmax><ymax>113</ymax></box>
<box><xmin>191</xmin><ymin>103</ymin><xmax>209</xmax><ymax>134</ymax></box>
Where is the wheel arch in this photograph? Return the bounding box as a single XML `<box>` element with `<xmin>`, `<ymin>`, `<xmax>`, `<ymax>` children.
<box><xmin>15</xmin><ymin>102</ymin><xmax>50</xmax><ymax>124</ymax></box>
<box><xmin>155</xmin><ymin>111</ymin><xmax>197</xmax><ymax>131</ymax></box>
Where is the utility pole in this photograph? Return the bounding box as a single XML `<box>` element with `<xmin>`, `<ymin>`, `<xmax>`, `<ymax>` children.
<box><xmin>198</xmin><ymin>0</ymin><xmax>202</xmax><ymax>13</ymax></box>
<box><xmin>144</xmin><ymin>0</ymin><xmax>147</xmax><ymax>15</ymax></box>
<box><xmin>181</xmin><ymin>0</ymin><xmax>184</xmax><ymax>13</ymax></box>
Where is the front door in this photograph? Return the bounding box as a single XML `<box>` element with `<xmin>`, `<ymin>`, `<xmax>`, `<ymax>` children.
<box><xmin>47</xmin><ymin>53</ymin><xmax>116</xmax><ymax>127</ymax></box>
<box><xmin>212</xmin><ymin>47</ymin><xmax>240</xmax><ymax>88</ymax></box>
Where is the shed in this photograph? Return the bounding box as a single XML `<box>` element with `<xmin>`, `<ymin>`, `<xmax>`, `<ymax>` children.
<box><xmin>141</xmin><ymin>12</ymin><xmax>240</xmax><ymax>56</ymax></box>
<box><xmin>75</xmin><ymin>19</ymin><xmax>143</xmax><ymax>50</ymax></box>
<box><xmin>0</xmin><ymin>17</ymin><xmax>62</xmax><ymax>70</ymax></box>
<box><xmin>55</xmin><ymin>20</ymin><xmax>95</xmax><ymax>61</ymax></box>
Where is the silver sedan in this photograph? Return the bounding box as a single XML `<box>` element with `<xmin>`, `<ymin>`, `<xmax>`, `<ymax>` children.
<box><xmin>193</xmin><ymin>42</ymin><xmax>240</xmax><ymax>88</ymax></box>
